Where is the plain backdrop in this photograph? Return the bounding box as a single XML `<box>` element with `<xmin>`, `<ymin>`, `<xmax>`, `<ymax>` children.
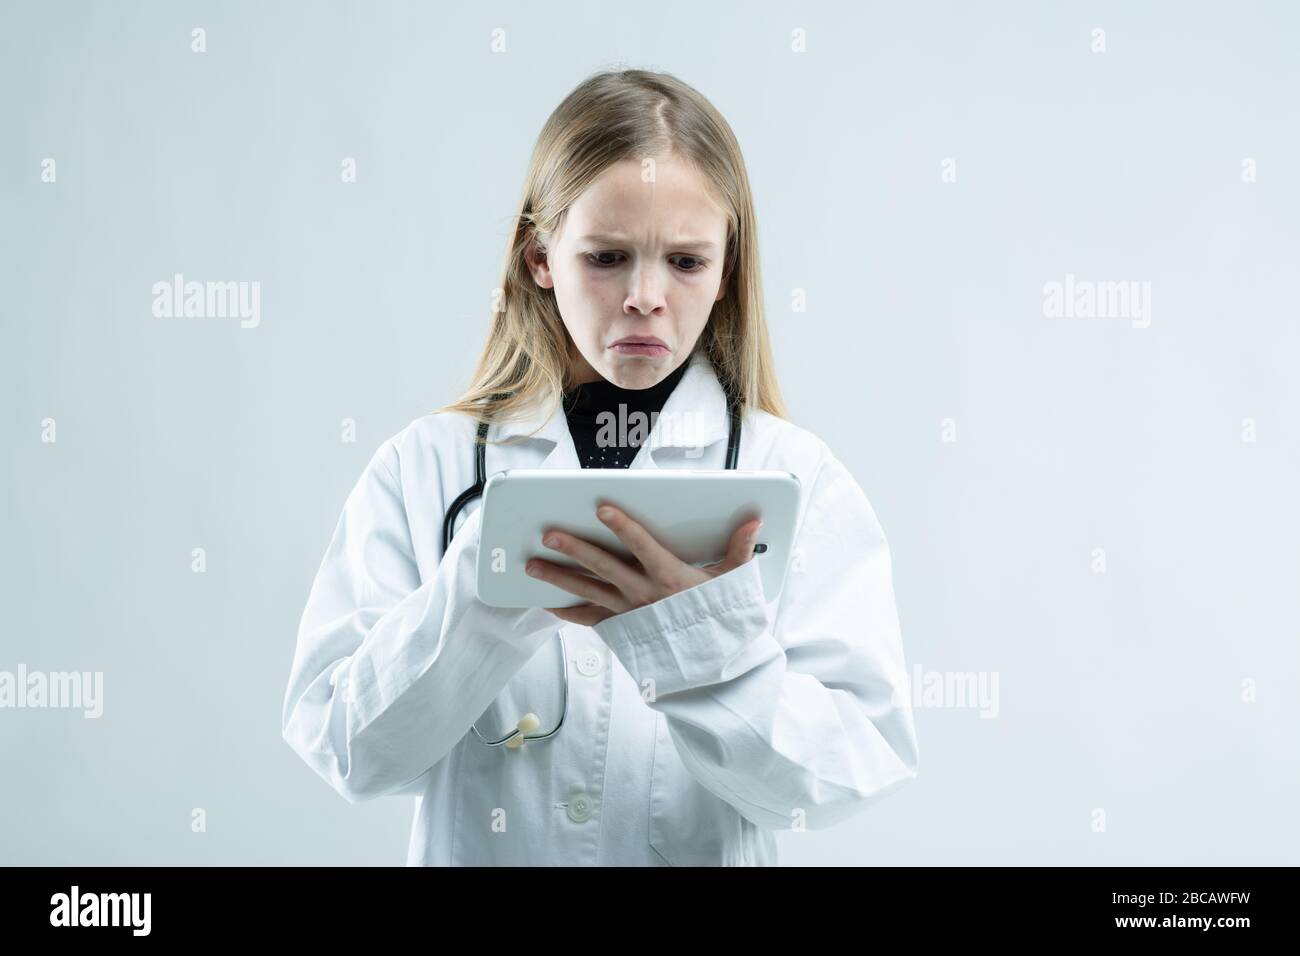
<box><xmin>2</xmin><ymin>0</ymin><xmax>1297</xmax><ymax>865</ymax></box>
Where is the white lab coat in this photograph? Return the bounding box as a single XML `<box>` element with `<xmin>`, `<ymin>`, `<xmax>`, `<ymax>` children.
<box><xmin>281</xmin><ymin>349</ymin><xmax>919</xmax><ymax>865</ymax></box>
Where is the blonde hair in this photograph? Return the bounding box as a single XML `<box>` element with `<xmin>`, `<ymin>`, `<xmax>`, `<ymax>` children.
<box><xmin>434</xmin><ymin>67</ymin><xmax>789</xmax><ymax>443</ymax></box>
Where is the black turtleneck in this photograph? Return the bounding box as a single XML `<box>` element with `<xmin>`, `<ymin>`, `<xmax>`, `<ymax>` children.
<box><xmin>561</xmin><ymin>360</ymin><xmax>691</xmax><ymax>468</ymax></box>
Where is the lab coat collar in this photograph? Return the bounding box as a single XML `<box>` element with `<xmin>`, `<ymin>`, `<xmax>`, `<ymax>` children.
<box><xmin>491</xmin><ymin>349</ymin><xmax>730</xmax><ymax>470</ymax></box>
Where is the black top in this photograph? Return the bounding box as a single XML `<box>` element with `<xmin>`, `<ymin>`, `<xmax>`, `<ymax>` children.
<box><xmin>561</xmin><ymin>359</ymin><xmax>691</xmax><ymax>468</ymax></box>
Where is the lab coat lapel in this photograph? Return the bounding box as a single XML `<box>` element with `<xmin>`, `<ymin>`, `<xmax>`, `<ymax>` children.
<box><xmin>487</xmin><ymin>392</ymin><xmax>580</xmax><ymax>472</ymax></box>
<box><xmin>637</xmin><ymin>349</ymin><xmax>730</xmax><ymax>470</ymax></box>
<box><xmin>537</xmin><ymin>422</ymin><xmax>581</xmax><ymax>471</ymax></box>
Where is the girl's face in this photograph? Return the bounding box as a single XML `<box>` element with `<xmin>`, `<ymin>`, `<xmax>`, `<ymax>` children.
<box><xmin>527</xmin><ymin>154</ymin><xmax>729</xmax><ymax>389</ymax></box>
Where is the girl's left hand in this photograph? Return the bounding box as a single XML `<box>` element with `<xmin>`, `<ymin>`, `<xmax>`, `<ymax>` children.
<box><xmin>528</xmin><ymin>504</ymin><xmax>763</xmax><ymax>627</ymax></box>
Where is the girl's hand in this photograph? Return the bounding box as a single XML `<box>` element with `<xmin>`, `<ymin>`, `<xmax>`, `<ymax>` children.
<box><xmin>528</xmin><ymin>504</ymin><xmax>763</xmax><ymax>627</ymax></box>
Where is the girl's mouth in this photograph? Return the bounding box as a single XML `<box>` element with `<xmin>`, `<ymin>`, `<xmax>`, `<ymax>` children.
<box><xmin>610</xmin><ymin>343</ymin><xmax>669</xmax><ymax>356</ymax></box>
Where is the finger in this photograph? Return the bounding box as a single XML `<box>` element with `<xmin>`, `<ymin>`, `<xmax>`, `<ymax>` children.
<box><xmin>595</xmin><ymin>504</ymin><xmax>683</xmax><ymax>585</ymax></box>
<box><xmin>544</xmin><ymin>603</ymin><xmax>583</xmax><ymax>624</ymax></box>
<box><xmin>540</xmin><ymin>528</ymin><xmax>646</xmax><ymax>598</ymax></box>
<box><xmin>545</xmin><ymin>603</ymin><xmax>615</xmax><ymax>627</ymax></box>
<box><xmin>527</xmin><ymin>558</ymin><xmax>629</xmax><ymax>613</ymax></box>
<box><xmin>728</xmin><ymin>518</ymin><xmax>763</xmax><ymax>566</ymax></box>
<box><xmin>710</xmin><ymin>518</ymin><xmax>764</xmax><ymax>577</ymax></box>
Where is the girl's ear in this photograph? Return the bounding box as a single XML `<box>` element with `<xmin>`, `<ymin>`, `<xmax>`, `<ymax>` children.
<box><xmin>524</xmin><ymin>238</ymin><xmax>554</xmax><ymax>290</ymax></box>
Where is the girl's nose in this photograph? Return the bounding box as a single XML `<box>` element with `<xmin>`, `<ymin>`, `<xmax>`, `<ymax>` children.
<box><xmin>625</xmin><ymin>264</ymin><xmax>668</xmax><ymax>313</ymax></box>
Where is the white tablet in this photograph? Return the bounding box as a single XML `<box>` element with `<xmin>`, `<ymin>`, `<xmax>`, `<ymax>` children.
<box><xmin>475</xmin><ymin>469</ymin><xmax>802</xmax><ymax>609</ymax></box>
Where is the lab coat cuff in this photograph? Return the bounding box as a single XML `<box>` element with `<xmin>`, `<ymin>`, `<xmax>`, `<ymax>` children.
<box><xmin>592</xmin><ymin>558</ymin><xmax>772</xmax><ymax>695</ymax></box>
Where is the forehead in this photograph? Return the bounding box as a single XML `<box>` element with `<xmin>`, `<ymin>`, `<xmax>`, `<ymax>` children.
<box><xmin>564</xmin><ymin>155</ymin><xmax>728</xmax><ymax>245</ymax></box>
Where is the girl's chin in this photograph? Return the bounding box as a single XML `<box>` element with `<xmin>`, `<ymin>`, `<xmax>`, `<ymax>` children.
<box><xmin>598</xmin><ymin>358</ymin><xmax>672</xmax><ymax>387</ymax></box>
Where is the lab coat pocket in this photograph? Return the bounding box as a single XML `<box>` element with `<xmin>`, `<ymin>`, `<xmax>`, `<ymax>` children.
<box><xmin>648</xmin><ymin>711</ymin><xmax>755</xmax><ymax>866</ymax></box>
<box><xmin>450</xmin><ymin>630</ymin><xmax>566</xmax><ymax>866</ymax></box>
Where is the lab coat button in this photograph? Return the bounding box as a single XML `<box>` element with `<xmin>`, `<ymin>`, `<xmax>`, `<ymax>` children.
<box><xmin>575</xmin><ymin>650</ymin><xmax>604</xmax><ymax>677</ymax></box>
<box><xmin>566</xmin><ymin>792</ymin><xmax>594</xmax><ymax>823</ymax></box>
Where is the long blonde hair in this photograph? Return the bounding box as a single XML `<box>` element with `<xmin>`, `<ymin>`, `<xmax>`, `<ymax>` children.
<box><xmin>435</xmin><ymin>68</ymin><xmax>788</xmax><ymax>443</ymax></box>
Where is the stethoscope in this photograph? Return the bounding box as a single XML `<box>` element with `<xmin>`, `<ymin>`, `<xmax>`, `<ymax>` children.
<box><xmin>442</xmin><ymin>390</ymin><xmax>744</xmax><ymax>750</ymax></box>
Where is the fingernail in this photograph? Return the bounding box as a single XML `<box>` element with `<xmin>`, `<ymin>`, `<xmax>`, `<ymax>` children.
<box><xmin>543</xmin><ymin>535</ymin><xmax>559</xmax><ymax>548</ymax></box>
<box><xmin>526</xmin><ymin>562</ymin><xmax>540</xmax><ymax>576</ymax></box>
<box><xmin>597</xmin><ymin>506</ymin><xmax>614</xmax><ymax>521</ymax></box>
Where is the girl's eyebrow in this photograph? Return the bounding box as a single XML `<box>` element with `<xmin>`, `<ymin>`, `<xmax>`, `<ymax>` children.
<box><xmin>578</xmin><ymin>233</ymin><xmax>719</xmax><ymax>253</ymax></box>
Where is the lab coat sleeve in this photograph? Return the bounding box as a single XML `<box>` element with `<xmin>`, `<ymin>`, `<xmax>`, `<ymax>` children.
<box><xmin>281</xmin><ymin>440</ymin><xmax>559</xmax><ymax>803</ymax></box>
<box><xmin>592</xmin><ymin>450</ymin><xmax>919</xmax><ymax>832</ymax></box>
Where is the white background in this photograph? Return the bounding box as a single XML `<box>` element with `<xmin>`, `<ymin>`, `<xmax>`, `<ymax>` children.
<box><xmin>2</xmin><ymin>0</ymin><xmax>1296</xmax><ymax>864</ymax></box>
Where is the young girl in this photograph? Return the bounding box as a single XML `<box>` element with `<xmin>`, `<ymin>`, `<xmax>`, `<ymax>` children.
<box><xmin>281</xmin><ymin>68</ymin><xmax>919</xmax><ymax>866</ymax></box>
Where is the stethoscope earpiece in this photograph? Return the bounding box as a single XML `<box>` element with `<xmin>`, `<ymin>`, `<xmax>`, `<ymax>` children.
<box><xmin>504</xmin><ymin>712</ymin><xmax>542</xmax><ymax>750</ymax></box>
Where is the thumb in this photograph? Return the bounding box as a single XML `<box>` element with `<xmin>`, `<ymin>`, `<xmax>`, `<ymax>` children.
<box><xmin>725</xmin><ymin>518</ymin><xmax>763</xmax><ymax>569</ymax></box>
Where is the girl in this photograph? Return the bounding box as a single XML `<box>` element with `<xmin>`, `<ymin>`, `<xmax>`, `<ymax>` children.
<box><xmin>281</xmin><ymin>68</ymin><xmax>919</xmax><ymax>866</ymax></box>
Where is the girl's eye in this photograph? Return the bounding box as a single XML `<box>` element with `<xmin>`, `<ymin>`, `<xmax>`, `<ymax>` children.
<box><xmin>584</xmin><ymin>252</ymin><xmax>708</xmax><ymax>273</ymax></box>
